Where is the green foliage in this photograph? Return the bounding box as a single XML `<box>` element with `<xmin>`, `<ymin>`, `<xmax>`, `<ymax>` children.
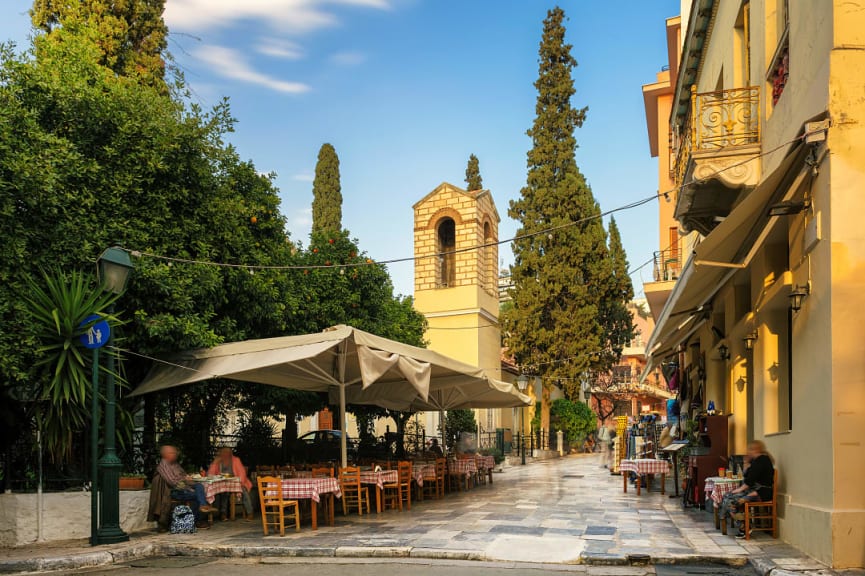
<box><xmin>480</xmin><ymin>447</ymin><xmax>504</xmax><ymax>465</ymax></box>
<box><xmin>465</xmin><ymin>154</ymin><xmax>483</xmax><ymax>191</ymax></box>
<box><xmin>311</xmin><ymin>143</ymin><xmax>343</xmax><ymax>234</ymax></box>
<box><xmin>504</xmin><ymin>7</ymin><xmax>632</xmax><ymax>401</ymax></box>
<box><xmin>23</xmin><ymin>269</ymin><xmax>123</xmax><ymax>462</ymax></box>
<box><xmin>599</xmin><ymin>217</ymin><xmax>635</xmax><ymax>363</ymax></box>
<box><xmin>550</xmin><ymin>398</ymin><xmax>595</xmax><ymax>445</ymax></box>
<box><xmin>31</xmin><ymin>0</ymin><xmax>169</xmax><ymax>92</ymax></box>
<box><xmin>445</xmin><ymin>409</ymin><xmax>476</xmax><ymax>450</ymax></box>
<box><xmin>234</xmin><ymin>416</ymin><xmax>279</xmax><ymax>470</ymax></box>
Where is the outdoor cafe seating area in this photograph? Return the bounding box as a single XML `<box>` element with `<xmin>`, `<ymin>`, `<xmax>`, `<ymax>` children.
<box><xmin>202</xmin><ymin>453</ymin><xmax>498</xmax><ymax>536</ymax></box>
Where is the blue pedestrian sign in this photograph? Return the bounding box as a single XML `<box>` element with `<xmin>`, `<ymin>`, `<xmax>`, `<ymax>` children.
<box><xmin>79</xmin><ymin>314</ymin><xmax>110</xmax><ymax>349</ymax></box>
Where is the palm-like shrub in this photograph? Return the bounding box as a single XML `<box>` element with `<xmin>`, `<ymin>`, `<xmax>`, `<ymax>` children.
<box><xmin>24</xmin><ymin>269</ymin><xmax>123</xmax><ymax>462</ymax></box>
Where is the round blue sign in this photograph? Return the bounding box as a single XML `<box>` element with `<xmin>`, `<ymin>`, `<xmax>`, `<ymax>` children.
<box><xmin>79</xmin><ymin>314</ymin><xmax>110</xmax><ymax>349</ymax></box>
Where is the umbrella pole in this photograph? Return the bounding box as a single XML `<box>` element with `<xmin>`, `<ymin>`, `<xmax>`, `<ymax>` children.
<box><xmin>339</xmin><ymin>384</ymin><xmax>348</xmax><ymax>468</ymax></box>
<box><xmin>440</xmin><ymin>410</ymin><xmax>446</xmax><ymax>457</ymax></box>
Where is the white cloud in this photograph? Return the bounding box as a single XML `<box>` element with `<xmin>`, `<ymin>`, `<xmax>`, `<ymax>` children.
<box><xmin>292</xmin><ymin>173</ymin><xmax>315</xmax><ymax>182</ymax></box>
<box><xmin>330</xmin><ymin>50</ymin><xmax>366</xmax><ymax>66</ymax></box>
<box><xmin>293</xmin><ymin>207</ymin><xmax>313</xmax><ymax>227</ymax></box>
<box><xmin>256</xmin><ymin>38</ymin><xmax>304</xmax><ymax>60</ymax></box>
<box><xmin>165</xmin><ymin>0</ymin><xmax>389</xmax><ymax>33</ymax></box>
<box><xmin>194</xmin><ymin>45</ymin><xmax>310</xmax><ymax>94</ymax></box>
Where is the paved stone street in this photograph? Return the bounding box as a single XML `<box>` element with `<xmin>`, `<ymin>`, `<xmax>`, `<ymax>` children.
<box><xmin>1</xmin><ymin>455</ymin><xmax>858</xmax><ymax>575</ymax></box>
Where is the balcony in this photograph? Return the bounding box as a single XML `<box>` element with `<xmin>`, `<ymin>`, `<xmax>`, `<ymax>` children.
<box><xmin>672</xmin><ymin>86</ymin><xmax>761</xmax><ymax>236</ymax></box>
<box><xmin>653</xmin><ymin>248</ymin><xmax>681</xmax><ymax>282</ymax></box>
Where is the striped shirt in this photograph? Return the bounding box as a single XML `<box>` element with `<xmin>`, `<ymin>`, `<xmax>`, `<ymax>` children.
<box><xmin>156</xmin><ymin>459</ymin><xmax>188</xmax><ymax>489</ymax></box>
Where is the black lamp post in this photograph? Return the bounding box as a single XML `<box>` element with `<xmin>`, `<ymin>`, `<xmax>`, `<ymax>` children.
<box><xmin>94</xmin><ymin>247</ymin><xmax>133</xmax><ymax>545</ymax></box>
<box><xmin>516</xmin><ymin>375</ymin><xmax>528</xmax><ymax>465</ymax></box>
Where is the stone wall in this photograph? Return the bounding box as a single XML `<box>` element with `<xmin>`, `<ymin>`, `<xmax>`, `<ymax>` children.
<box><xmin>0</xmin><ymin>491</ymin><xmax>153</xmax><ymax>547</ymax></box>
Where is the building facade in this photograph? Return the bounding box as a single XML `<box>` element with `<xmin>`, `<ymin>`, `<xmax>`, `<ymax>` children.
<box><xmin>642</xmin><ymin>0</ymin><xmax>865</xmax><ymax>567</ymax></box>
<box><xmin>412</xmin><ymin>182</ymin><xmax>508</xmax><ymax>438</ymax></box>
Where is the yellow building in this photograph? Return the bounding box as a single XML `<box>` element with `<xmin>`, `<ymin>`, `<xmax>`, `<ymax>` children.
<box><xmin>412</xmin><ymin>182</ymin><xmax>510</xmax><ymax>439</ymax></box>
<box><xmin>642</xmin><ymin>0</ymin><xmax>865</xmax><ymax>568</ymax></box>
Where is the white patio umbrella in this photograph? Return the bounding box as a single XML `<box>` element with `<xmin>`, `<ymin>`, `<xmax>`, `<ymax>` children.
<box><xmin>130</xmin><ymin>325</ymin><xmax>529</xmax><ymax>467</ymax></box>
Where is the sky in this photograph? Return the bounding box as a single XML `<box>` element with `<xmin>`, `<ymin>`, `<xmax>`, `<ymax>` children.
<box><xmin>0</xmin><ymin>0</ymin><xmax>680</xmax><ymax>297</ymax></box>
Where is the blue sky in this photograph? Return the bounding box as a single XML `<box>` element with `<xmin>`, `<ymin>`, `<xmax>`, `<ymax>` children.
<box><xmin>0</xmin><ymin>0</ymin><xmax>680</xmax><ymax>297</ymax></box>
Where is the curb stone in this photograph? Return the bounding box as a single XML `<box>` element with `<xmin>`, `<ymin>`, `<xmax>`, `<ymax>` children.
<box><xmin>335</xmin><ymin>546</ymin><xmax>412</xmax><ymax>558</ymax></box>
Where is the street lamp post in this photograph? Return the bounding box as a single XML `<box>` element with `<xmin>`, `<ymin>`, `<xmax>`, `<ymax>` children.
<box><xmin>516</xmin><ymin>375</ymin><xmax>528</xmax><ymax>465</ymax></box>
<box><xmin>94</xmin><ymin>247</ymin><xmax>134</xmax><ymax>545</ymax></box>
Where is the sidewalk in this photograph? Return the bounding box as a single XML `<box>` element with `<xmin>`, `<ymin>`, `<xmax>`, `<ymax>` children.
<box><xmin>0</xmin><ymin>455</ymin><xmax>859</xmax><ymax>575</ymax></box>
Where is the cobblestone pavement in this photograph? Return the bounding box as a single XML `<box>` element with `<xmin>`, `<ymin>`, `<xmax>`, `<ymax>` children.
<box><xmin>1</xmin><ymin>455</ymin><xmax>860</xmax><ymax>575</ymax></box>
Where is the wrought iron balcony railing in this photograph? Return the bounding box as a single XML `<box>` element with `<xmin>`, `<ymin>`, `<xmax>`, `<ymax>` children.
<box><xmin>672</xmin><ymin>86</ymin><xmax>761</xmax><ymax>186</ymax></box>
<box><xmin>653</xmin><ymin>248</ymin><xmax>681</xmax><ymax>282</ymax></box>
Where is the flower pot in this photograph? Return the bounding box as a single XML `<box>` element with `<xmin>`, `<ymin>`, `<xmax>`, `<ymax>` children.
<box><xmin>119</xmin><ymin>477</ymin><xmax>145</xmax><ymax>490</ymax></box>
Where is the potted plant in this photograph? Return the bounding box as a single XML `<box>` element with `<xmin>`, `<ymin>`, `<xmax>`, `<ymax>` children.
<box><xmin>119</xmin><ymin>473</ymin><xmax>146</xmax><ymax>490</ymax></box>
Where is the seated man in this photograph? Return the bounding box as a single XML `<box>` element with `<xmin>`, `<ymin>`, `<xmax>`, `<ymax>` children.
<box><xmin>207</xmin><ymin>447</ymin><xmax>253</xmax><ymax>521</ymax></box>
<box><xmin>427</xmin><ymin>438</ymin><xmax>444</xmax><ymax>458</ymax></box>
<box><xmin>720</xmin><ymin>440</ymin><xmax>774</xmax><ymax>538</ymax></box>
<box><xmin>156</xmin><ymin>445</ymin><xmax>215</xmax><ymax>528</ymax></box>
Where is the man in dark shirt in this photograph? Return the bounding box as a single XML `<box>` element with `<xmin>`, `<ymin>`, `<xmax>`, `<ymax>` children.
<box><xmin>719</xmin><ymin>440</ymin><xmax>774</xmax><ymax>538</ymax></box>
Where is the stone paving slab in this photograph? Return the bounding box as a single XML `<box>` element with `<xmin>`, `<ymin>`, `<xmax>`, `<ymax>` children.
<box><xmin>0</xmin><ymin>455</ymin><xmax>856</xmax><ymax>575</ymax></box>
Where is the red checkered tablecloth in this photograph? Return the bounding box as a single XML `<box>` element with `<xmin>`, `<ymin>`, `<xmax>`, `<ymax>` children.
<box><xmin>704</xmin><ymin>476</ymin><xmax>741</xmax><ymax>505</ymax></box>
<box><xmin>279</xmin><ymin>477</ymin><xmax>341</xmax><ymax>503</ymax></box>
<box><xmin>359</xmin><ymin>469</ymin><xmax>398</xmax><ymax>490</ymax></box>
<box><xmin>448</xmin><ymin>458</ymin><xmax>477</xmax><ymax>478</ymax></box>
<box><xmin>202</xmin><ymin>477</ymin><xmax>242</xmax><ymax>504</ymax></box>
<box><xmin>476</xmin><ymin>455</ymin><xmax>495</xmax><ymax>470</ymax></box>
<box><xmin>619</xmin><ymin>459</ymin><xmax>671</xmax><ymax>476</ymax></box>
<box><xmin>412</xmin><ymin>463</ymin><xmax>437</xmax><ymax>487</ymax></box>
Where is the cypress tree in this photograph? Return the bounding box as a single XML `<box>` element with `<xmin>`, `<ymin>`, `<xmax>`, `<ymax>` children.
<box><xmin>599</xmin><ymin>217</ymin><xmax>636</xmax><ymax>364</ymax></box>
<box><xmin>311</xmin><ymin>143</ymin><xmax>343</xmax><ymax>234</ymax></box>
<box><xmin>31</xmin><ymin>0</ymin><xmax>169</xmax><ymax>91</ymax></box>
<box><xmin>465</xmin><ymin>154</ymin><xmax>483</xmax><ymax>191</ymax></box>
<box><xmin>504</xmin><ymin>6</ymin><xmax>614</xmax><ymax>401</ymax></box>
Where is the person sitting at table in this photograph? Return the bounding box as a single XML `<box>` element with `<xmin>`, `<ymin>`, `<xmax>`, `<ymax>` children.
<box><xmin>719</xmin><ymin>440</ymin><xmax>774</xmax><ymax>539</ymax></box>
<box><xmin>156</xmin><ymin>445</ymin><xmax>215</xmax><ymax>528</ymax></box>
<box><xmin>428</xmin><ymin>438</ymin><xmax>443</xmax><ymax>458</ymax></box>
<box><xmin>207</xmin><ymin>447</ymin><xmax>253</xmax><ymax>521</ymax></box>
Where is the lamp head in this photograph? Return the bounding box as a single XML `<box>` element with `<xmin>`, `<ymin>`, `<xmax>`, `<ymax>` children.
<box><xmin>98</xmin><ymin>247</ymin><xmax>134</xmax><ymax>295</ymax></box>
<box><xmin>516</xmin><ymin>374</ymin><xmax>528</xmax><ymax>392</ymax></box>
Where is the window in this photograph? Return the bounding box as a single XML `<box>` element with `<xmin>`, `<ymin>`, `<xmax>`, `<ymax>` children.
<box><xmin>734</xmin><ymin>1</ymin><xmax>751</xmax><ymax>86</ymax></box>
<box><xmin>766</xmin><ymin>0</ymin><xmax>790</xmax><ymax>108</ymax></box>
<box><xmin>483</xmin><ymin>221</ymin><xmax>495</xmax><ymax>291</ymax></box>
<box><xmin>436</xmin><ymin>218</ymin><xmax>456</xmax><ymax>288</ymax></box>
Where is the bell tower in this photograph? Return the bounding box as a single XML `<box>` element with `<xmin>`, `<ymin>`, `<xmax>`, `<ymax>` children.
<box><xmin>412</xmin><ymin>182</ymin><xmax>501</xmax><ymax>380</ymax></box>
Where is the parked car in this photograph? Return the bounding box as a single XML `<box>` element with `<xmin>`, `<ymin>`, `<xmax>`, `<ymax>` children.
<box><xmin>291</xmin><ymin>430</ymin><xmax>356</xmax><ymax>463</ymax></box>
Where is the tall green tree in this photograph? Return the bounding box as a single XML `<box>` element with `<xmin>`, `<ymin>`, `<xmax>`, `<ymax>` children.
<box><xmin>31</xmin><ymin>0</ymin><xmax>168</xmax><ymax>91</ymax></box>
<box><xmin>503</xmin><ymin>7</ymin><xmax>615</xmax><ymax>401</ymax></box>
<box><xmin>599</xmin><ymin>217</ymin><xmax>635</xmax><ymax>364</ymax></box>
<box><xmin>465</xmin><ymin>153</ymin><xmax>483</xmax><ymax>191</ymax></box>
<box><xmin>311</xmin><ymin>143</ymin><xmax>343</xmax><ymax>234</ymax></box>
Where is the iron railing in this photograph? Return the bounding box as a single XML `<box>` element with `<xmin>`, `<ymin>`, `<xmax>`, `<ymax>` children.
<box><xmin>672</xmin><ymin>85</ymin><xmax>761</xmax><ymax>186</ymax></box>
<box><xmin>653</xmin><ymin>248</ymin><xmax>682</xmax><ymax>282</ymax></box>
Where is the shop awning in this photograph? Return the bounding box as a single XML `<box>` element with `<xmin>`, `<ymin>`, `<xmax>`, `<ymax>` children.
<box><xmin>643</xmin><ymin>141</ymin><xmax>808</xmax><ymax>381</ymax></box>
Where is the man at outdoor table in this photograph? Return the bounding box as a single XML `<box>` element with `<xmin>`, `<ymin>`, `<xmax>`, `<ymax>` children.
<box><xmin>207</xmin><ymin>447</ymin><xmax>253</xmax><ymax>521</ymax></box>
<box><xmin>156</xmin><ymin>445</ymin><xmax>216</xmax><ymax>527</ymax></box>
<box><xmin>719</xmin><ymin>440</ymin><xmax>774</xmax><ymax>539</ymax></box>
<box><xmin>428</xmin><ymin>438</ymin><xmax>444</xmax><ymax>457</ymax></box>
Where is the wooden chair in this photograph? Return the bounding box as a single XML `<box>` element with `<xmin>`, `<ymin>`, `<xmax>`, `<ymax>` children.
<box><xmin>311</xmin><ymin>466</ymin><xmax>334</xmax><ymax>478</ymax></box>
<box><xmin>383</xmin><ymin>461</ymin><xmax>412</xmax><ymax>511</ymax></box>
<box><xmin>338</xmin><ymin>466</ymin><xmax>371</xmax><ymax>516</ymax></box>
<box><xmin>257</xmin><ymin>476</ymin><xmax>300</xmax><ymax>536</ymax></box>
<box><xmin>743</xmin><ymin>469</ymin><xmax>779</xmax><ymax>540</ymax></box>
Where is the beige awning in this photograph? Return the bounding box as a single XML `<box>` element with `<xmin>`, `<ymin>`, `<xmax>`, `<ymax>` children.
<box><xmin>130</xmin><ymin>325</ymin><xmax>530</xmax><ymax>465</ymax></box>
<box><xmin>644</xmin><ymin>141</ymin><xmax>808</xmax><ymax>379</ymax></box>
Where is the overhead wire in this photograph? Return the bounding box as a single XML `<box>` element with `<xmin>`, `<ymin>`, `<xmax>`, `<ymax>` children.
<box><xmin>127</xmin><ymin>132</ymin><xmax>808</xmax><ymax>273</ymax></box>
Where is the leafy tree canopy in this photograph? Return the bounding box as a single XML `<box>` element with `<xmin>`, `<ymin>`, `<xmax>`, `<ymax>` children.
<box><xmin>311</xmin><ymin>143</ymin><xmax>343</xmax><ymax>234</ymax></box>
<box><xmin>550</xmin><ymin>398</ymin><xmax>595</xmax><ymax>444</ymax></box>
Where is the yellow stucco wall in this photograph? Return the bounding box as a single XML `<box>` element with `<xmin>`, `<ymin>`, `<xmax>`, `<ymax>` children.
<box><xmin>662</xmin><ymin>0</ymin><xmax>865</xmax><ymax>567</ymax></box>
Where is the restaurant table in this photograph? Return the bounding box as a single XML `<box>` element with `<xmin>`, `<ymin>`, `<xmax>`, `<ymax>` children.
<box><xmin>705</xmin><ymin>476</ymin><xmax>742</xmax><ymax>529</ymax></box>
<box><xmin>619</xmin><ymin>459</ymin><xmax>671</xmax><ymax>496</ymax></box>
<box><xmin>412</xmin><ymin>463</ymin><xmax>437</xmax><ymax>487</ymax></box>
<box><xmin>201</xmin><ymin>477</ymin><xmax>243</xmax><ymax>519</ymax></box>
<box><xmin>475</xmin><ymin>455</ymin><xmax>495</xmax><ymax>483</ymax></box>
<box><xmin>280</xmin><ymin>477</ymin><xmax>342</xmax><ymax>529</ymax></box>
<box><xmin>448</xmin><ymin>458</ymin><xmax>478</xmax><ymax>491</ymax></box>
<box><xmin>360</xmin><ymin>469</ymin><xmax>399</xmax><ymax>513</ymax></box>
